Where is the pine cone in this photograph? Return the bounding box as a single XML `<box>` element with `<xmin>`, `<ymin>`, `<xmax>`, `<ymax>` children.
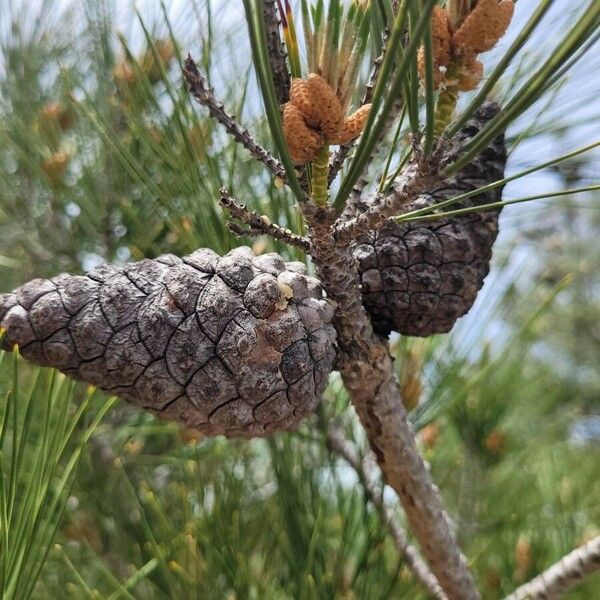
<box><xmin>354</xmin><ymin>102</ymin><xmax>507</xmax><ymax>337</ymax></box>
<box><xmin>417</xmin><ymin>6</ymin><xmax>452</xmax><ymax>89</ymax></box>
<box><xmin>282</xmin><ymin>102</ymin><xmax>325</xmax><ymax>164</ymax></box>
<box><xmin>290</xmin><ymin>74</ymin><xmax>344</xmax><ymax>140</ymax></box>
<box><xmin>453</xmin><ymin>0</ymin><xmax>515</xmax><ymax>56</ymax></box>
<box><xmin>457</xmin><ymin>56</ymin><xmax>484</xmax><ymax>91</ymax></box>
<box><xmin>332</xmin><ymin>104</ymin><xmax>372</xmax><ymax>145</ymax></box>
<box><xmin>0</xmin><ymin>247</ymin><xmax>337</xmax><ymax>437</ymax></box>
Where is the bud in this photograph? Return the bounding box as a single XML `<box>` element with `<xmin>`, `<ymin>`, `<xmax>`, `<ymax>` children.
<box><xmin>399</xmin><ymin>343</ymin><xmax>426</xmax><ymax>410</ymax></box>
<box><xmin>289</xmin><ymin>75</ymin><xmax>343</xmax><ymax>138</ymax></box>
<box><xmin>484</xmin><ymin>428</ymin><xmax>506</xmax><ymax>455</ymax></box>
<box><xmin>284</xmin><ymin>74</ymin><xmax>370</xmax><ymax>164</ymax></box>
<box><xmin>457</xmin><ymin>56</ymin><xmax>484</xmax><ymax>91</ymax></box>
<box><xmin>305</xmin><ymin>73</ymin><xmax>344</xmax><ymax>139</ymax></box>
<box><xmin>0</xmin><ymin>247</ymin><xmax>337</xmax><ymax>438</ymax></box>
<box><xmin>401</xmin><ymin>374</ymin><xmax>422</xmax><ymax>411</ymax></box>
<box><xmin>141</xmin><ymin>39</ymin><xmax>176</xmax><ymax>84</ymax></box>
<box><xmin>447</xmin><ymin>1</ymin><xmax>476</xmax><ymax>31</ymax></box>
<box><xmin>416</xmin><ymin>6</ymin><xmax>453</xmax><ymax>89</ymax></box>
<box><xmin>39</xmin><ymin>102</ymin><xmax>75</xmax><ymax>134</ymax></box>
<box><xmin>41</xmin><ymin>151</ymin><xmax>70</xmax><ymax>185</ymax></box>
<box><xmin>282</xmin><ymin>102</ymin><xmax>324</xmax><ymax>163</ymax></box>
<box><xmin>113</xmin><ymin>61</ymin><xmax>136</xmax><ymax>89</ymax></box>
<box><xmin>419</xmin><ymin>422</ymin><xmax>440</xmax><ymax>450</ymax></box>
<box><xmin>485</xmin><ymin>567</ymin><xmax>502</xmax><ymax>590</ymax></box>
<box><xmin>515</xmin><ymin>535</ymin><xmax>532</xmax><ymax>581</ymax></box>
<box><xmin>332</xmin><ymin>104</ymin><xmax>372</xmax><ymax>145</ymax></box>
<box><xmin>453</xmin><ymin>0</ymin><xmax>515</xmax><ymax>56</ymax></box>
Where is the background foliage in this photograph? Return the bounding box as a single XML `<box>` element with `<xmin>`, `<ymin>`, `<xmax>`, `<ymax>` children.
<box><xmin>0</xmin><ymin>0</ymin><xmax>598</xmax><ymax>598</ymax></box>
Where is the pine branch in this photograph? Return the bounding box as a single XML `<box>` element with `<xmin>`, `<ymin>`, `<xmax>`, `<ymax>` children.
<box><xmin>504</xmin><ymin>536</ymin><xmax>600</xmax><ymax>600</ymax></box>
<box><xmin>333</xmin><ymin>102</ymin><xmax>501</xmax><ymax>243</ymax></box>
<box><xmin>262</xmin><ymin>0</ymin><xmax>291</xmax><ymax>104</ymax></box>
<box><xmin>183</xmin><ymin>56</ymin><xmax>286</xmax><ymax>180</ymax></box>
<box><xmin>301</xmin><ymin>201</ymin><xmax>480</xmax><ymax>600</ymax></box>
<box><xmin>327</xmin><ymin>427</ymin><xmax>448</xmax><ymax>600</ymax></box>
<box><xmin>219</xmin><ymin>188</ymin><xmax>310</xmax><ymax>252</ymax></box>
<box><xmin>334</xmin><ymin>159</ymin><xmax>434</xmax><ymax>245</ymax></box>
<box><xmin>340</xmin><ymin>174</ymin><xmax>369</xmax><ymax>220</ymax></box>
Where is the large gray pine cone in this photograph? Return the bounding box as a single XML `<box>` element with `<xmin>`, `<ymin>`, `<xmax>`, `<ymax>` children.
<box><xmin>354</xmin><ymin>102</ymin><xmax>507</xmax><ymax>337</ymax></box>
<box><xmin>0</xmin><ymin>247</ymin><xmax>337</xmax><ymax>437</ymax></box>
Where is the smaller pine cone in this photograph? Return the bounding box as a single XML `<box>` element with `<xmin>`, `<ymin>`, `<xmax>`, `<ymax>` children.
<box><xmin>285</xmin><ymin>74</ymin><xmax>368</xmax><ymax>159</ymax></box>
<box><xmin>283</xmin><ymin>102</ymin><xmax>324</xmax><ymax>164</ymax></box>
<box><xmin>453</xmin><ymin>0</ymin><xmax>515</xmax><ymax>56</ymax></box>
<box><xmin>446</xmin><ymin>0</ymin><xmax>473</xmax><ymax>30</ymax></box>
<box><xmin>355</xmin><ymin>102</ymin><xmax>507</xmax><ymax>337</ymax></box>
<box><xmin>39</xmin><ymin>102</ymin><xmax>74</xmax><ymax>133</ymax></box>
<box><xmin>113</xmin><ymin>61</ymin><xmax>136</xmax><ymax>88</ymax></box>
<box><xmin>457</xmin><ymin>57</ymin><xmax>484</xmax><ymax>91</ymax></box>
<box><xmin>0</xmin><ymin>247</ymin><xmax>337</xmax><ymax>437</ymax></box>
<box><xmin>417</xmin><ymin>6</ymin><xmax>452</xmax><ymax>88</ymax></box>
<box><xmin>332</xmin><ymin>104</ymin><xmax>372</xmax><ymax>145</ymax></box>
<box><xmin>290</xmin><ymin>78</ymin><xmax>320</xmax><ymax>128</ymax></box>
<box><xmin>41</xmin><ymin>151</ymin><xmax>70</xmax><ymax>185</ymax></box>
<box><xmin>306</xmin><ymin>73</ymin><xmax>344</xmax><ymax>139</ymax></box>
<box><xmin>289</xmin><ymin>74</ymin><xmax>343</xmax><ymax>140</ymax></box>
<box><xmin>431</xmin><ymin>5</ymin><xmax>452</xmax><ymax>67</ymax></box>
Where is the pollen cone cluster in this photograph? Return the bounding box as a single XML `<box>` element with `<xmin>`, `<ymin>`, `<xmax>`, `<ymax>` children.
<box><xmin>418</xmin><ymin>1</ymin><xmax>514</xmax><ymax>92</ymax></box>
<box><xmin>354</xmin><ymin>102</ymin><xmax>507</xmax><ymax>337</ymax></box>
<box><xmin>0</xmin><ymin>247</ymin><xmax>337</xmax><ymax>438</ymax></box>
<box><xmin>283</xmin><ymin>73</ymin><xmax>371</xmax><ymax>164</ymax></box>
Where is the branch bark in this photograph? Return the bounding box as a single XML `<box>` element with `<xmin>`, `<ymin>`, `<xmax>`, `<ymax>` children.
<box><xmin>334</xmin><ymin>160</ymin><xmax>436</xmax><ymax>244</ymax></box>
<box><xmin>184</xmin><ymin>56</ymin><xmax>286</xmax><ymax>180</ymax></box>
<box><xmin>504</xmin><ymin>536</ymin><xmax>600</xmax><ymax>600</ymax></box>
<box><xmin>302</xmin><ymin>202</ymin><xmax>480</xmax><ymax>600</ymax></box>
<box><xmin>219</xmin><ymin>188</ymin><xmax>310</xmax><ymax>252</ymax></box>
<box><xmin>327</xmin><ymin>427</ymin><xmax>448</xmax><ymax>600</ymax></box>
<box><xmin>262</xmin><ymin>0</ymin><xmax>291</xmax><ymax>104</ymax></box>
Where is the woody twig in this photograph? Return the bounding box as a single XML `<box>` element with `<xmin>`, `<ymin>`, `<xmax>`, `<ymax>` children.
<box><xmin>184</xmin><ymin>56</ymin><xmax>286</xmax><ymax>181</ymax></box>
<box><xmin>327</xmin><ymin>426</ymin><xmax>448</xmax><ymax>600</ymax></box>
<box><xmin>219</xmin><ymin>188</ymin><xmax>310</xmax><ymax>252</ymax></box>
